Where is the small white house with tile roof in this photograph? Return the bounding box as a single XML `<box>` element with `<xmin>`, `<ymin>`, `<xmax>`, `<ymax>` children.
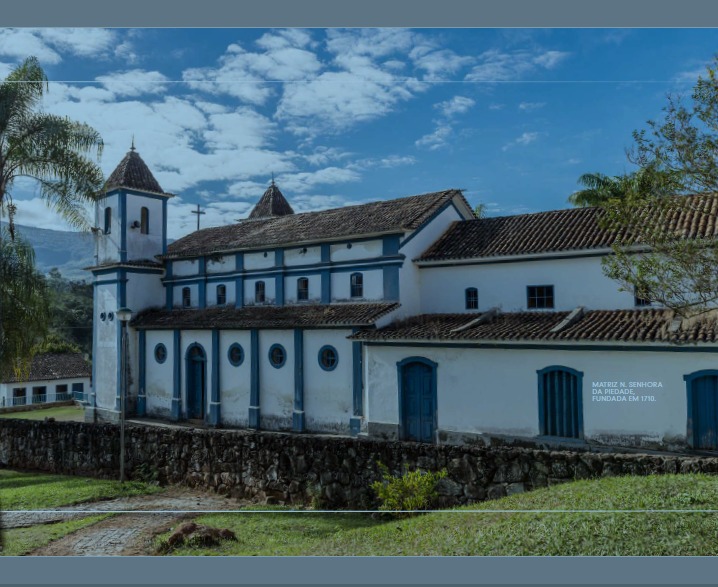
<box><xmin>87</xmin><ymin>147</ymin><xmax>718</xmax><ymax>452</ymax></box>
<box><xmin>0</xmin><ymin>352</ymin><xmax>91</xmax><ymax>408</ymax></box>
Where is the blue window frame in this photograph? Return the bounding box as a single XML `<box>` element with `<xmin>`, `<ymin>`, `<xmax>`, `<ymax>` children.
<box><xmin>527</xmin><ymin>285</ymin><xmax>554</xmax><ymax>309</ymax></box>
<box><xmin>465</xmin><ymin>287</ymin><xmax>478</xmax><ymax>310</ymax></box>
<box><xmin>269</xmin><ymin>344</ymin><xmax>286</xmax><ymax>368</ymax></box>
<box><xmin>228</xmin><ymin>343</ymin><xmax>244</xmax><ymax>367</ymax></box>
<box><xmin>255</xmin><ymin>281</ymin><xmax>266</xmax><ymax>303</ymax></box>
<box><xmin>104</xmin><ymin>206</ymin><xmax>111</xmax><ymax>234</ymax></box>
<box><xmin>318</xmin><ymin>345</ymin><xmax>338</xmax><ymax>371</ymax></box>
<box><xmin>182</xmin><ymin>287</ymin><xmax>191</xmax><ymax>308</ymax></box>
<box><xmin>140</xmin><ymin>206</ymin><xmax>149</xmax><ymax>234</ymax></box>
<box><xmin>216</xmin><ymin>284</ymin><xmax>227</xmax><ymax>306</ymax></box>
<box><xmin>154</xmin><ymin>343</ymin><xmax>167</xmax><ymax>364</ymax></box>
<box><xmin>350</xmin><ymin>272</ymin><xmax>363</xmax><ymax>298</ymax></box>
<box><xmin>297</xmin><ymin>277</ymin><xmax>309</xmax><ymax>301</ymax></box>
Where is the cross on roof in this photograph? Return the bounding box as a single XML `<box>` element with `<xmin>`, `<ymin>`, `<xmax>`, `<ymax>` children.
<box><xmin>191</xmin><ymin>204</ymin><xmax>206</xmax><ymax>231</ymax></box>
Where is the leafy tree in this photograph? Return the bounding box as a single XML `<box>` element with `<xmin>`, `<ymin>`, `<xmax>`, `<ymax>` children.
<box><xmin>0</xmin><ymin>56</ymin><xmax>104</xmax><ymax>374</ymax></box>
<box><xmin>474</xmin><ymin>203</ymin><xmax>487</xmax><ymax>219</ymax></box>
<box><xmin>572</xmin><ymin>57</ymin><xmax>718</xmax><ymax>317</ymax></box>
<box><xmin>0</xmin><ymin>226</ymin><xmax>48</xmax><ymax>379</ymax></box>
<box><xmin>44</xmin><ymin>267</ymin><xmax>93</xmax><ymax>355</ymax></box>
<box><xmin>32</xmin><ymin>332</ymin><xmax>82</xmax><ymax>355</ymax></box>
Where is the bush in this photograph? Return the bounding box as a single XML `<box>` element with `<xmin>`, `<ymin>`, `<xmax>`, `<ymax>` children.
<box><xmin>371</xmin><ymin>462</ymin><xmax>447</xmax><ymax>514</ymax></box>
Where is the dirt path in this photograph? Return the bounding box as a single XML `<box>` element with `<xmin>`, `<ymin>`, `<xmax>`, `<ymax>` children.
<box><xmin>14</xmin><ymin>488</ymin><xmax>246</xmax><ymax>556</ymax></box>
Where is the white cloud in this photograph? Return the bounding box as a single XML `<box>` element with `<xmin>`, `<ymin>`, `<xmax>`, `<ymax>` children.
<box><xmin>466</xmin><ymin>48</ymin><xmax>570</xmax><ymax>82</ymax></box>
<box><xmin>96</xmin><ymin>70</ymin><xmax>170</xmax><ymax>97</ymax></box>
<box><xmin>502</xmin><ymin>131</ymin><xmax>540</xmax><ymax>151</ymax></box>
<box><xmin>435</xmin><ymin>96</ymin><xmax>475</xmax><ymax>117</ymax></box>
<box><xmin>302</xmin><ymin>146</ymin><xmax>351</xmax><ymax>166</ymax></box>
<box><xmin>567</xmin><ymin>158</ymin><xmax>582</xmax><ymax>165</ymax></box>
<box><xmin>489</xmin><ymin>103</ymin><xmax>505</xmax><ymax>110</ymax></box>
<box><xmin>0</xmin><ymin>29</ymin><xmax>62</xmax><ymax>64</ymax></box>
<box><xmin>409</xmin><ymin>45</ymin><xmax>474</xmax><ymax>81</ymax></box>
<box><xmin>415</xmin><ymin>124</ymin><xmax>452</xmax><ymax>150</ymax></box>
<box><xmin>518</xmin><ymin>101</ymin><xmax>546</xmax><ymax>111</ymax></box>
<box><xmin>275</xmin><ymin>167</ymin><xmax>361</xmax><ymax>193</ymax></box>
<box><xmin>0</xmin><ymin>28</ymin><xmax>117</xmax><ymax>65</ymax></box>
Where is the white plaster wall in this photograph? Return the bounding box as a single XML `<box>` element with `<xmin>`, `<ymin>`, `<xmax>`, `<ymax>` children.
<box><xmin>245</xmin><ymin>251</ymin><xmax>275</xmax><ymax>270</ymax></box>
<box><xmin>180</xmin><ymin>331</ymin><xmax>214</xmax><ymax>419</ymax></box>
<box><xmin>399</xmin><ymin>204</ymin><xmax>463</xmax><ymax>319</ymax></box>
<box><xmin>206</xmin><ymin>281</ymin><xmax>236</xmax><ymax>306</ymax></box>
<box><xmin>420</xmin><ymin>256</ymin><xmax>636</xmax><ymax>314</ymax></box>
<box><xmin>144</xmin><ymin>331</ymin><xmax>174</xmax><ymax>418</ymax></box>
<box><xmin>125</xmin><ymin>194</ymin><xmax>164</xmax><ymax>260</ymax></box>
<box><xmin>173</xmin><ymin>283</ymin><xmax>199</xmax><ymax>308</ymax></box>
<box><xmin>245</xmin><ymin>277</ymin><xmax>276</xmax><ymax>305</ymax></box>
<box><xmin>332</xmin><ymin>269</ymin><xmax>383</xmax><ymax>301</ymax></box>
<box><xmin>0</xmin><ymin>377</ymin><xmax>90</xmax><ymax>407</ymax></box>
<box><xmin>95</xmin><ymin>194</ymin><xmax>121</xmax><ymax>264</ymax></box>
<box><xmin>173</xmin><ymin>259</ymin><xmax>199</xmax><ymax>277</ymax></box>
<box><xmin>285</xmin><ymin>246</ymin><xmax>322</xmax><ymax>266</ymax></box>
<box><xmin>219</xmin><ymin>331</ymin><xmax>252</xmax><ymax>427</ymax></box>
<box><xmin>303</xmin><ymin>330</ymin><xmax>353</xmax><ymax>433</ymax></box>
<box><xmin>128</xmin><ymin>272</ymin><xmax>164</xmax><ymax>313</ymax></box>
<box><xmin>285</xmin><ymin>274</ymin><xmax>321</xmax><ymax>304</ymax></box>
<box><xmin>95</xmin><ymin>282</ymin><xmax>119</xmax><ymax>411</ymax></box>
<box><xmin>331</xmin><ymin>239</ymin><xmax>382</xmax><ymax>263</ymax></box>
<box><xmin>365</xmin><ymin>344</ymin><xmax>718</xmax><ymax>444</ymax></box>
<box><xmin>258</xmin><ymin>330</ymin><xmax>294</xmax><ymax>429</ymax></box>
<box><xmin>207</xmin><ymin>255</ymin><xmax>233</xmax><ymax>274</ymax></box>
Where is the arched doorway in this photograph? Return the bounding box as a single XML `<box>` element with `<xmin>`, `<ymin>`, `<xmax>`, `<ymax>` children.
<box><xmin>685</xmin><ymin>370</ymin><xmax>718</xmax><ymax>450</ymax></box>
<box><xmin>398</xmin><ymin>357</ymin><xmax>437</xmax><ymax>443</ymax></box>
<box><xmin>186</xmin><ymin>344</ymin><xmax>206</xmax><ymax>420</ymax></box>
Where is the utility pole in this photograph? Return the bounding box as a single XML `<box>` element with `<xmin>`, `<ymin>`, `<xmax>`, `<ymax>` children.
<box><xmin>191</xmin><ymin>204</ymin><xmax>205</xmax><ymax>231</ymax></box>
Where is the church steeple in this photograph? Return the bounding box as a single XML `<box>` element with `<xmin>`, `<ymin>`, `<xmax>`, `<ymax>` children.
<box><xmin>105</xmin><ymin>142</ymin><xmax>166</xmax><ymax>195</ymax></box>
<box><xmin>248</xmin><ymin>179</ymin><xmax>294</xmax><ymax>219</ymax></box>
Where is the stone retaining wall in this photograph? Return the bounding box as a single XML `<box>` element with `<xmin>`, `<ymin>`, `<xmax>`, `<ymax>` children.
<box><xmin>2</xmin><ymin>420</ymin><xmax>718</xmax><ymax>508</ymax></box>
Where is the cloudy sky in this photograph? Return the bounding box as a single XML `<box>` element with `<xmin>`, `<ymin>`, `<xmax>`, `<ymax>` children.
<box><xmin>1</xmin><ymin>27</ymin><xmax>718</xmax><ymax>239</ymax></box>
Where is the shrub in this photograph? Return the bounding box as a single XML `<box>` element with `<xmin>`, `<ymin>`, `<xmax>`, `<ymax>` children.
<box><xmin>371</xmin><ymin>462</ymin><xmax>447</xmax><ymax>514</ymax></box>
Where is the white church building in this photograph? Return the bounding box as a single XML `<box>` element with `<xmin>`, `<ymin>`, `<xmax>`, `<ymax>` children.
<box><xmin>88</xmin><ymin>147</ymin><xmax>718</xmax><ymax>452</ymax></box>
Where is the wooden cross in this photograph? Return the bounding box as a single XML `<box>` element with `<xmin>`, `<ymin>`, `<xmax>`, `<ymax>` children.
<box><xmin>191</xmin><ymin>204</ymin><xmax>206</xmax><ymax>231</ymax></box>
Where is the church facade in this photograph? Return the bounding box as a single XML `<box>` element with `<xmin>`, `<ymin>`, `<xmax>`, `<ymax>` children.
<box><xmin>88</xmin><ymin>148</ymin><xmax>718</xmax><ymax>452</ymax></box>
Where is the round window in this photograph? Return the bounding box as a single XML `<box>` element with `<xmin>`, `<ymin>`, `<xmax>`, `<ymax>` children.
<box><xmin>269</xmin><ymin>344</ymin><xmax>286</xmax><ymax>368</ymax></box>
<box><xmin>228</xmin><ymin>343</ymin><xmax>244</xmax><ymax>367</ymax></box>
<box><xmin>154</xmin><ymin>343</ymin><xmax>167</xmax><ymax>364</ymax></box>
<box><xmin>319</xmin><ymin>346</ymin><xmax>338</xmax><ymax>371</ymax></box>
<box><xmin>100</xmin><ymin>312</ymin><xmax>106</xmax><ymax>321</ymax></box>
<box><xmin>108</xmin><ymin>312</ymin><xmax>115</xmax><ymax>321</ymax></box>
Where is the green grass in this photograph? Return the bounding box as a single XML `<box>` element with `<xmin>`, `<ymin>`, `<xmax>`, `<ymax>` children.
<box><xmin>1</xmin><ymin>515</ymin><xmax>110</xmax><ymax>556</ymax></box>
<box><xmin>159</xmin><ymin>474</ymin><xmax>718</xmax><ymax>556</ymax></box>
<box><xmin>0</xmin><ymin>405</ymin><xmax>85</xmax><ymax>421</ymax></box>
<box><xmin>0</xmin><ymin>469</ymin><xmax>161</xmax><ymax>510</ymax></box>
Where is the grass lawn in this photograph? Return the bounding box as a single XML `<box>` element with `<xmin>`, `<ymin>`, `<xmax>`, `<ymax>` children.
<box><xmin>0</xmin><ymin>405</ymin><xmax>85</xmax><ymax>422</ymax></box>
<box><xmin>0</xmin><ymin>469</ymin><xmax>161</xmax><ymax>510</ymax></box>
<box><xmin>1</xmin><ymin>515</ymin><xmax>110</xmax><ymax>556</ymax></box>
<box><xmin>158</xmin><ymin>474</ymin><xmax>718</xmax><ymax>556</ymax></box>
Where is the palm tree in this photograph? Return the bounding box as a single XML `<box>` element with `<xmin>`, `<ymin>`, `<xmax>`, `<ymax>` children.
<box><xmin>0</xmin><ymin>56</ymin><xmax>104</xmax><ymax>377</ymax></box>
<box><xmin>0</xmin><ymin>56</ymin><xmax>104</xmax><ymax>236</ymax></box>
<box><xmin>568</xmin><ymin>166</ymin><xmax>682</xmax><ymax>207</ymax></box>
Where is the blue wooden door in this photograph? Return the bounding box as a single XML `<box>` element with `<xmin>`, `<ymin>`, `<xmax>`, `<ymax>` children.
<box><xmin>539</xmin><ymin>368</ymin><xmax>581</xmax><ymax>438</ymax></box>
<box><xmin>187</xmin><ymin>346</ymin><xmax>206</xmax><ymax>420</ymax></box>
<box><xmin>691</xmin><ymin>374</ymin><xmax>718</xmax><ymax>449</ymax></box>
<box><xmin>402</xmin><ymin>361</ymin><xmax>435</xmax><ymax>443</ymax></box>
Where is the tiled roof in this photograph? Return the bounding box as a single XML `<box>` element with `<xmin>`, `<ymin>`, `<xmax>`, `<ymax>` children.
<box><xmin>164</xmin><ymin>189</ymin><xmax>466</xmax><ymax>259</ymax></box>
<box><xmin>131</xmin><ymin>302</ymin><xmax>400</xmax><ymax>330</ymax></box>
<box><xmin>351</xmin><ymin>308</ymin><xmax>718</xmax><ymax>345</ymax></box>
<box><xmin>249</xmin><ymin>183</ymin><xmax>294</xmax><ymax>219</ymax></box>
<box><xmin>418</xmin><ymin>194</ymin><xmax>718</xmax><ymax>262</ymax></box>
<box><xmin>2</xmin><ymin>353</ymin><xmax>91</xmax><ymax>384</ymax></box>
<box><xmin>105</xmin><ymin>148</ymin><xmax>168</xmax><ymax>195</ymax></box>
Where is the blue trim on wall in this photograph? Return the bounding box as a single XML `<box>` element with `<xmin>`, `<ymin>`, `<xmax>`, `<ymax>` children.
<box><xmin>249</xmin><ymin>329</ymin><xmax>260</xmax><ymax>429</ymax></box>
<box><xmin>275</xmin><ymin>249</ymin><xmax>284</xmax><ymax>267</ymax></box>
<box><xmin>293</xmin><ymin>329</ymin><xmax>305</xmax><ymax>432</ymax></box>
<box><xmin>320</xmin><ymin>269</ymin><xmax>331</xmax><ymax>303</ymax></box>
<box><xmin>107</xmin><ymin>186</ymin><xmax>173</xmax><ymax>201</ymax></box>
<box><xmin>91</xmin><ymin>284</ymin><xmax>98</xmax><ymax>408</ymax></box>
<box><xmin>362</xmin><ymin>340</ymin><xmax>718</xmax><ymax>353</ymax></box>
<box><xmin>275</xmin><ymin>274</ymin><xmax>285</xmax><ymax>306</ymax></box>
<box><xmin>350</xmin><ymin>330</ymin><xmax>363</xmax><ymax>437</ymax></box>
<box><xmin>209</xmin><ymin>329</ymin><xmax>220</xmax><ymax>427</ymax></box>
<box><xmin>383</xmin><ymin>234</ymin><xmax>401</xmax><ymax>256</ymax></box>
<box><xmin>683</xmin><ymin>369</ymin><xmax>718</xmax><ymax>449</ymax></box>
<box><xmin>119</xmin><ymin>191</ymin><xmax>127</xmax><ymax>263</ymax></box>
<box><xmin>162</xmin><ymin>198</ymin><xmax>168</xmax><ymax>254</ymax></box>
<box><xmin>536</xmin><ymin>365</ymin><xmax>584</xmax><ymax>440</ymax></box>
<box><xmin>91</xmin><ymin>266</ymin><xmax>163</xmax><ymax>276</ymax></box>
<box><xmin>165</xmin><ymin>263</ymin><xmax>173</xmax><ymax>309</ymax></box>
<box><xmin>198</xmin><ymin>257</ymin><xmax>207</xmax><ymax>309</ymax></box>
<box><xmin>399</xmin><ymin>201</ymin><xmax>459</xmax><ymax>249</ymax></box>
<box><xmin>114</xmin><ymin>272</ymin><xmax>127</xmax><ymax>413</ymax></box>
<box><xmin>172</xmin><ymin>330</ymin><xmax>181</xmax><ymax>420</ymax></box>
<box><xmin>396</xmin><ymin>356</ymin><xmax>438</xmax><ymax>443</ymax></box>
<box><xmin>235</xmin><ymin>276</ymin><xmax>244</xmax><ymax>308</ymax></box>
<box><xmin>321</xmin><ymin>244</ymin><xmax>330</xmax><ymax>263</ymax></box>
<box><xmin>137</xmin><ymin>330</ymin><xmax>146</xmax><ymax>417</ymax></box>
<box><xmin>383</xmin><ymin>265</ymin><xmax>400</xmax><ymax>301</ymax></box>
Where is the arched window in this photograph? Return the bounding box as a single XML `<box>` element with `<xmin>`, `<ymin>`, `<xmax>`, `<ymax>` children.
<box><xmin>104</xmin><ymin>207</ymin><xmax>112</xmax><ymax>234</ymax></box>
<box><xmin>216</xmin><ymin>284</ymin><xmax>227</xmax><ymax>306</ymax></box>
<box><xmin>182</xmin><ymin>287</ymin><xmax>191</xmax><ymax>308</ymax></box>
<box><xmin>297</xmin><ymin>277</ymin><xmax>309</xmax><ymax>301</ymax></box>
<box><xmin>140</xmin><ymin>206</ymin><xmax>149</xmax><ymax>234</ymax></box>
<box><xmin>350</xmin><ymin>272</ymin><xmax>363</xmax><ymax>298</ymax></box>
<box><xmin>465</xmin><ymin>287</ymin><xmax>479</xmax><ymax>310</ymax></box>
<box><xmin>255</xmin><ymin>281</ymin><xmax>265</xmax><ymax>304</ymax></box>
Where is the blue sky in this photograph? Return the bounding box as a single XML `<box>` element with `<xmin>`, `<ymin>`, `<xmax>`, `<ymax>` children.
<box><xmin>1</xmin><ymin>27</ymin><xmax>717</xmax><ymax>239</ymax></box>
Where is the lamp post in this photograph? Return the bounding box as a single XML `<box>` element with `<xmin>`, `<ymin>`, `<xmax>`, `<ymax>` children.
<box><xmin>116</xmin><ymin>307</ymin><xmax>133</xmax><ymax>483</ymax></box>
